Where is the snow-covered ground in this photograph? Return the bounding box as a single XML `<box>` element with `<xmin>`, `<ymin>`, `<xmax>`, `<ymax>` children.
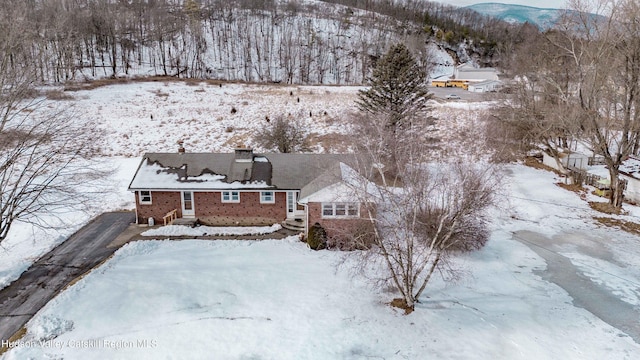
<box><xmin>0</xmin><ymin>83</ymin><xmax>486</xmax><ymax>291</ymax></box>
<box><xmin>67</xmin><ymin>81</ymin><xmax>489</xmax><ymax>157</ymax></box>
<box><xmin>4</xmin><ymin>163</ymin><xmax>640</xmax><ymax>359</ymax></box>
<box><xmin>140</xmin><ymin>224</ymin><xmax>282</xmax><ymax>237</ymax></box>
<box><xmin>2</xmin><ymin>82</ymin><xmax>640</xmax><ymax>359</ymax></box>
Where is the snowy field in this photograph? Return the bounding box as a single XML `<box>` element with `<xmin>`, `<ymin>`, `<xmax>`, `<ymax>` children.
<box><xmin>67</xmin><ymin>81</ymin><xmax>489</xmax><ymax>157</ymax></box>
<box><xmin>2</xmin><ymin>82</ymin><xmax>640</xmax><ymax>359</ymax></box>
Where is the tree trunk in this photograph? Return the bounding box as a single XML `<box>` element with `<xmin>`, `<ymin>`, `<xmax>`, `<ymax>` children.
<box><xmin>608</xmin><ymin>167</ymin><xmax>624</xmax><ymax>209</ymax></box>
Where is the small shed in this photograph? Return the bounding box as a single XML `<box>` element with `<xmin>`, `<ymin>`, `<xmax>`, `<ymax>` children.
<box><xmin>542</xmin><ymin>151</ymin><xmax>589</xmax><ymax>171</ymax></box>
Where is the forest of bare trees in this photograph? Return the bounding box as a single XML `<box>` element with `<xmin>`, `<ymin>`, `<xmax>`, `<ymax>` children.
<box><xmin>491</xmin><ymin>0</ymin><xmax>640</xmax><ymax>209</ymax></box>
<box><xmin>0</xmin><ymin>0</ymin><xmax>529</xmax><ymax>85</ymax></box>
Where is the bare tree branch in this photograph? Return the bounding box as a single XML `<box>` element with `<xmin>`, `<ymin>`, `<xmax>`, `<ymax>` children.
<box><xmin>345</xmin><ymin>112</ymin><xmax>500</xmax><ymax>312</ymax></box>
<box><xmin>0</xmin><ymin>9</ymin><xmax>106</xmax><ymax>244</ymax></box>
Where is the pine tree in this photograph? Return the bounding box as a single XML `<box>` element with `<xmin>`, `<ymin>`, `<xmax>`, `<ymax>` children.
<box><xmin>356</xmin><ymin>43</ymin><xmax>433</xmax><ymax>130</ymax></box>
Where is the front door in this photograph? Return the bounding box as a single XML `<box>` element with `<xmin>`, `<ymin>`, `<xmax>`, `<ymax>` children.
<box><xmin>181</xmin><ymin>191</ymin><xmax>195</xmax><ymax>218</ymax></box>
<box><xmin>286</xmin><ymin>191</ymin><xmax>305</xmax><ymax>219</ymax></box>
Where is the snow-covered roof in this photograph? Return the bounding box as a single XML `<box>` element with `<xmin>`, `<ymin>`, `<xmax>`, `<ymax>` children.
<box><xmin>619</xmin><ymin>156</ymin><xmax>640</xmax><ymax>180</ymax></box>
<box><xmin>299</xmin><ymin>162</ymin><xmax>376</xmax><ymax>203</ymax></box>
<box><xmin>468</xmin><ymin>79</ymin><xmax>502</xmax><ymax>87</ymax></box>
<box><xmin>128</xmin><ymin>161</ymin><xmax>271</xmax><ymax>190</ymax></box>
<box><xmin>456</xmin><ymin>63</ymin><xmax>477</xmax><ymax>70</ymax></box>
<box><xmin>299</xmin><ymin>181</ymin><xmax>361</xmax><ymax>203</ymax></box>
<box><xmin>128</xmin><ymin>151</ymin><xmax>355</xmax><ymax>191</ymax></box>
<box><xmin>454</xmin><ymin>63</ymin><xmax>499</xmax><ymax>81</ymax></box>
<box><xmin>456</xmin><ymin>63</ymin><xmax>497</xmax><ymax>72</ymax></box>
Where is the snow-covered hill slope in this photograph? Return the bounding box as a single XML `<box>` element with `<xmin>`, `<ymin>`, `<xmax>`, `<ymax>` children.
<box><xmin>11</xmin><ymin>0</ymin><xmax>456</xmax><ymax>85</ymax></box>
<box><xmin>62</xmin><ymin>81</ymin><xmax>486</xmax><ymax>157</ymax></box>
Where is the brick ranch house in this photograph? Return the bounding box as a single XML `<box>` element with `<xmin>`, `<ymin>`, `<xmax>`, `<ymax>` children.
<box><xmin>128</xmin><ymin>148</ymin><xmax>374</xmax><ymax>241</ymax></box>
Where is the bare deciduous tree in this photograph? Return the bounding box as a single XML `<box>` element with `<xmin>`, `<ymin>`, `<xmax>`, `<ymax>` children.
<box><xmin>493</xmin><ymin>0</ymin><xmax>640</xmax><ymax>211</ymax></box>
<box><xmin>254</xmin><ymin>115</ymin><xmax>308</xmax><ymax>153</ymax></box>
<box><xmin>0</xmin><ymin>13</ymin><xmax>104</xmax><ymax>244</ymax></box>
<box><xmin>348</xmin><ymin>113</ymin><xmax>499</xmax><ymax>312</ymax></box>
<box><xmin>0</xmin><ymin>97</ymin><xmax>104</xmax><ymax>244</ymax></box>
<box><xmin>490</xmin><ymin>27</ymin><xmax>585</xmax><ymax>167</ymax></box>
<box><xmin>505</xmin><ymin>0</ymin><xmax>640</xmax><ymax>208</ymax></box>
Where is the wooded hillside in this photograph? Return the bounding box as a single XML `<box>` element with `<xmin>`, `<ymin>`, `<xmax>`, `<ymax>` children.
<box><xmin>3</xmin><ymin>0</ymin><xmax>532</xmax><ymax>84</ymax></box>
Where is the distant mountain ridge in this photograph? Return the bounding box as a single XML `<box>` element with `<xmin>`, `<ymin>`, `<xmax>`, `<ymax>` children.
<box><xmin>466</xmin><ymin>3</ymin><xmax>565</xmax><ymax>29</ymax></box>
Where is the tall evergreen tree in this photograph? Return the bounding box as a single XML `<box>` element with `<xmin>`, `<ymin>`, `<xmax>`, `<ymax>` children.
<box><xmin>356</xmin><ymin>43</ymin><xmax>433</xmax><ymax>130</ymax></box>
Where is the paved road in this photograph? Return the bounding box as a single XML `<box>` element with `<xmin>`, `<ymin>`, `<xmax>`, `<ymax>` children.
<box><xmin>0</xmin><ymin>211</ymin><xmax>135</xmax><ymax>342</ymax></box>
<box><xmin>513</xmin><ymin>230</ymin><xmax>640</xmax><ymax>344</ymax></box>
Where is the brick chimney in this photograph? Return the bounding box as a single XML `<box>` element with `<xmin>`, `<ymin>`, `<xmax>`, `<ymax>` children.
<box><xmin>177</xmin><ymin>140</ymin><xmax>185</xmax><ymax>154</ymax></box>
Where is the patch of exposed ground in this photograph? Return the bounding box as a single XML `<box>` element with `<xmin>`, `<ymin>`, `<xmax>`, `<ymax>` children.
<box><xmin>589</xmin><ymin>201</ymin><xmax>623</xmax><ymax>215</ymax></box>
<box><xmin>306</xmin><ymin>133</ymin><xmax>352</xmax><ymax>152</ymax></box>
<box><xmin>594</xmin><ymin>217</ymin><xmax>640</xmax><ymax>237</ymax></box>
<box><xmin>556</xmin><ymin>182</ymin><xmax>585</xmax><ymax>194</ymax></box>
<box><xmin>389</xmin><ymin>298</ymin><xmax>414</xmax><ymax>315</ymax></box>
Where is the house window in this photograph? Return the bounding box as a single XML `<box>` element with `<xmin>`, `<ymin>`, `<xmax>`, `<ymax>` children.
<box><xmin>221</xmin><ymin>191</ymin><xmax>240</xmax><ymax>203</ymax></box>
<box><xmin>321</xmin><ymin>203</ymin><xmax>359</xmax><ymax>218</ymax></box>
<box><xmin>260</xmin><ymin>191</ymin><xmax>275</xmax><ymax>204</ymax></box>
<box><xmin>139</xmin><ymin>191</ymin><xmax>152</xmax><ymax>204</ymax></box>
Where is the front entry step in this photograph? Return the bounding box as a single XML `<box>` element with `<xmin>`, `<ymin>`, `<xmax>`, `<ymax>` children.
<box><xmin>282</xmin><ymin>218</ymin><xmax>305</xmax><ymax>231</ymax></box>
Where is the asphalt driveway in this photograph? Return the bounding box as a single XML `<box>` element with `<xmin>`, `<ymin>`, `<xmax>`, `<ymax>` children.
<box><xmin>513</xmin><ymin>230</ymin><xmax>640</xmax><ymax>344</ymax></box>
<box><xmin>0</xmin><ymin>211</ymin><xmax>135</xmax><ymax>343</ymax></box>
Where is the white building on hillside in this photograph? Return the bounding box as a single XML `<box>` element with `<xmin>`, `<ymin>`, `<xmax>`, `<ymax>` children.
<box><xmin>542</xmin><ymin>151</ymin><xmax>589</xmax><ymax>171</ymax></box>
<box><xmin>454</xmin><ymin>63</ymin><xmax>499</xmax><ymax>81</ymax></box>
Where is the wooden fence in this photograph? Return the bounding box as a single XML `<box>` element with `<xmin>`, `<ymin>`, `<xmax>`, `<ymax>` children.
<box><xmin>567</xmin><ymin>167</ymin><xmax>602</xmax><ymax>187</ymax></box>
<box><xmin>587</xmin><ymin>156</ymin><xmax>606</xmax><ymax>166</ymax></box>
<box><xmin>567</xmin><ymin>166</ymin><xmax>627</xmax><ymax>191</ymax></box>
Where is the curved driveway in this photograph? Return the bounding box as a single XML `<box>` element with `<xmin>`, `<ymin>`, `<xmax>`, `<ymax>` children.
<box><xmin>0</xmin><ymin>211</ymin><xmax>135</xmax><ymax>343</ymax></box>
<box><xmin>513</xmin><ymin>230</ymin><xmax>640</xmax><ymax>344</ymax></box>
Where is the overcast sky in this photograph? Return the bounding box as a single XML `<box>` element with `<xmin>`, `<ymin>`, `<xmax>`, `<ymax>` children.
<box><xmin>434</xmin><ymin>0</ymin><xmax>568</xmax><ymax>9</ymax></box>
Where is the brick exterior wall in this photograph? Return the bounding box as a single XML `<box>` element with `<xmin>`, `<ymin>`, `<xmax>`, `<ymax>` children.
<box><xmin>194</xmin><ymin>191</ymin><xmax>287</xmax><ymax>226</ymax></box>
<box><xmin>135</xmin><ymin>191</ymin><xmax>287</xmax><ymax>226</ymax></box>
<box><xmin>136</xmin><ymin>191</ymin><xmax>182</xmax><ymax>225</ymax></box>
<box><xmin>307</xmin><ymin>202</ymin><xmax>375</xmax><ymax>249</ymax></box>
